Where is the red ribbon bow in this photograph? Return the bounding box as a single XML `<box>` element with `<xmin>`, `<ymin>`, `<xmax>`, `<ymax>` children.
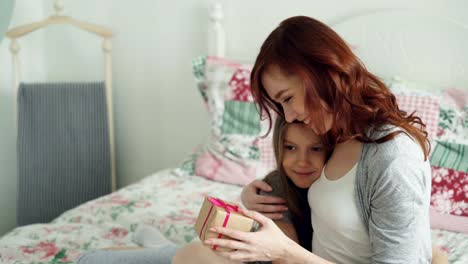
<box><xmin>199</xmin><ymin>196</ymin><xmax>241</xmax><ymax>251</ymax></box>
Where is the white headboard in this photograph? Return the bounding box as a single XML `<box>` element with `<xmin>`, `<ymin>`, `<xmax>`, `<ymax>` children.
<box><xmin>332</xmin><ymin>10</ymin><xmax>468</xmax><ymax>88</ymax></box>
<box><xmin>208</xmin><ymin>6</ymin><xmax>468</xmax><ymax>88</ymax></box>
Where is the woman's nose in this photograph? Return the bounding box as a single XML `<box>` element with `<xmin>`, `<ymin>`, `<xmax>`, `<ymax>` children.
<box><xmin>284</xmin><ymin>108</ymin><xmax>297</xmax><ymax>123</ymax></box>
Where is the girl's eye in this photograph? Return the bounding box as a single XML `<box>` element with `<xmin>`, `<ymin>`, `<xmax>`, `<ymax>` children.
<box><xmin>284</xmin><ymin>145</ymin><xmax>295</xmax><ymax>151</ymax></box>
<box><xmin>311</xmin><ymin>147</ymin><xmax>323</xmax><ymax>152</ymax></box>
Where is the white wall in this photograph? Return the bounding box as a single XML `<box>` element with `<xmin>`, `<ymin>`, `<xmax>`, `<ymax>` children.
<box><xmin>0</xmin><ymin>1</ymin><xmax>48</xmax><ymax>237</ymax></box>
<box><xmin>0</xmin><ymin>0</ymin><xmax>466</xmax><ymax>236</ymax></box>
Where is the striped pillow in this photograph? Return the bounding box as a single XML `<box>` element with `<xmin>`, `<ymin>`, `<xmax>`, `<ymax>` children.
<box><xmin>431</xmin><ymin>141</ymin><xmax>467</xmax><ymax>172</ymax></box>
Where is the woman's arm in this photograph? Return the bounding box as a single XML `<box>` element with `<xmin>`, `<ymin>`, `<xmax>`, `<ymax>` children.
<box><xmin>272</xmin><ymin>221</ymin><xmax>299</xmax><ymax>264</ymax></box>
<box><xmin>367</xmin><ymin>153</ymin><xmax>432</xmax><ymax>263</ymax></box>
<box><xmin>275</xmin><ymin>221</ymin><xmax>299</xmax><ymax>244</ymax></box>
<box><xmin>205</xmin><ymin>209</ymin><xmax>333</xmax><ymax>264</ymax></box>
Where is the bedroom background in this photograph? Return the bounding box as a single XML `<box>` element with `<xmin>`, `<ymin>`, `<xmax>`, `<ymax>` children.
<box><xmin>0</xmin><ymin>0</ymin><xmax>466</xmax><ymax>237</ymax></box>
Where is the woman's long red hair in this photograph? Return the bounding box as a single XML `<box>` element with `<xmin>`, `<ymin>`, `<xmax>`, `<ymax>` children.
<box><xmin>251</xmin><ymin>16</ymin><xmax>430</xmax><ymax>159</ymax></box>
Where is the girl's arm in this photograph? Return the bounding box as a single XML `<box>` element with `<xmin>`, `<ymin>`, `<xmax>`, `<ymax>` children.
<box><xmin>242</xmin><ymin>180</ymin><xmax>288</xmax><ymax>220</ymax></box>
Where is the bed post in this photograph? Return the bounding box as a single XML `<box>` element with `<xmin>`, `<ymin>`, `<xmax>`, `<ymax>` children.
<box><xmin>10</xmin><ymin>38</ymin><xmax>21</xmax><ymax>127</ymax></box>
<box><xmin>208</xmin><ymin>2</ymin><xmax>225</xmax><ymax>57</ymax></box>
<box><xmin>103</xmin><ymin>38</ymin><xmax>116</xmax><ymax>192</ymax></box>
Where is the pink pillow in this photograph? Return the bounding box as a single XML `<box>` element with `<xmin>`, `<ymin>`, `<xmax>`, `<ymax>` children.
<box><xmin>174</xmin><ymin>56</ymin><xmax>276</xmax><ymax>185</ymax></box>
<box><xmin>395</xmin><ymin>94</ymin><xmax>440</xmax><ymax>139</ymax></box>
<box><xmin>195</xmin><ymin>152</ymin><xmax>257</xmax><ymax>185</ymax></box>
<box><xmin>430</xmin><ymin>209</ymin><xmax>468</xmax><ymax>234</ymax></box>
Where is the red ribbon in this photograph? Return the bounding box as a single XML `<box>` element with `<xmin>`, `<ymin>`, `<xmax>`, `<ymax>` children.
<box><xmin>199</xmin><ymin>196</ymin><xmax>240</xmax><ymax>251</ymax></box>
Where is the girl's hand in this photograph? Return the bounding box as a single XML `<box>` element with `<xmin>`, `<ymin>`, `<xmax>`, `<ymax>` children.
<box><xmin>204</xmin><ymin>209</ymin><xmax>294</xmax><ymax>262</ymax></box>
<box><xmin>241</xmin><ymin>180</ymin><xmax>288</xmax><ymax>220</ymax></box>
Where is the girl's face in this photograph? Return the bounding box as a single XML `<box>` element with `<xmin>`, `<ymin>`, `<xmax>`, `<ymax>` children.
<box><xmin>261</xmin><ymin>65</ymin><xmax>333</xmax><ymax>135</ymax></box>
<box><xmin>281</xmin><ymin>123</ymin><xmax>327</xmax><ymax>188</ymax></box>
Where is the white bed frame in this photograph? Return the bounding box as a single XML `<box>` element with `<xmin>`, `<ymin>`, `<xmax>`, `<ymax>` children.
<box><xmin>208</xmin><ymin>4</ymin><xmax>468</xmax><ymax>88</ymax></box>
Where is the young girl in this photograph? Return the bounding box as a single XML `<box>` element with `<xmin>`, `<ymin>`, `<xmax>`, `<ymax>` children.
<box><xmin>203</xmin><ymin>16</ymin><xmax>434</xmax><ymax>263</ymax></box>
<box><xmin>259</xmin><ymin>117</ymin><xmax>328</xmax><ymax>252</ymax></box>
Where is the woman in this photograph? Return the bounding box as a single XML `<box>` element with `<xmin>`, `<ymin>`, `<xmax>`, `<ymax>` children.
<box><xmin>203</xmin><ymin>16</ymin><xmax>433</xmax><ymax>263</ymax></box>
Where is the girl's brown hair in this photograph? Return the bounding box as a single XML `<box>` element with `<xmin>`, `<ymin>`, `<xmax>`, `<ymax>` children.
<box><xmin>251</xmin><ymin>16</ymin><xmax>430</xmax><ymax>158</ymax></box>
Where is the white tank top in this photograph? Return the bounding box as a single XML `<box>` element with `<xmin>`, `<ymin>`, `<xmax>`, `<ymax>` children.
<box><xmin>308</xmin><ymin>163</ymin><xmax>372</xmax><ymax>263</ymax></box>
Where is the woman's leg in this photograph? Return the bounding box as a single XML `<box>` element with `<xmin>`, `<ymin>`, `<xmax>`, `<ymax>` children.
<box><xmin>173</xmin><ymin>241</ymin><xmax>242</xmax><ymax>264</ymax></box>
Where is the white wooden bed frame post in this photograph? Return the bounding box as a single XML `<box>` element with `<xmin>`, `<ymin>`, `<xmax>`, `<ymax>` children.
<box><xmin>102</xmin><ymin>38</ymin><xmax>116</xmax><ymax>192</ymax></box>
<box><xmin>209</xmin><ymin>3</ymin><xmax>225</xmax><ymax>57</ymax></box>
<box><xmin>7</xmin><ymin>0</ymin><xmax>117</xmax><ymax>191</ymax></box>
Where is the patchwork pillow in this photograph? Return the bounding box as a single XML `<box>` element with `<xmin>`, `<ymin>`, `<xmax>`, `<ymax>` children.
<box><xmin>175</xmin><ymin>56</ymin><xmax>276</xmax><ymax>185</ymax></box>
<box><xmin>382</xmin><ymin>77</ymin><xmax>468</xmax><ymax>233</ymax></box>
<box><xmin>429</xmin><ymin>88</ymin><xmax>468</xmax><ymax>233</ymax></box>
<box><xmin>430</xmin><ymin>163</ymin><xmax>468</xmax><ymax>234</ymax></box>
<box><xmin>385</xmin><ymin>77</ymin><xmax>441</xmax><ymax>139</ymax></box>
<box><xmin>431</xmin><ymin>165</ymin><xmax>467</xmax><ymax>215</ymax></box>
<box><xmin>437</xmin><ymin>88</ymin><xmax>468</xmax><ymax>144</ymax></box>
<box><xmin>394</xmin><ymin>95</ymin><xmax>440</xmax><ymax>139</ymax></box>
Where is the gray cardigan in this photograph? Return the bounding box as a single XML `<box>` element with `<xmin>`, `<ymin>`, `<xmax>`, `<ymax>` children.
<box><xmin>355</xmin><ymin>127</ymin><xmax>432</xmax><ymax>263</ymax></box>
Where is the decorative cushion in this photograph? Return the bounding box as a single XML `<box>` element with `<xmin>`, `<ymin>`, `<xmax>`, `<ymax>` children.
<box><xmin>395</xmin><ymin>95</ymin><xmax>440</xmax><ymax>139</ymax></box>
<box><xmin>430</xmin><ymin>165</ymin><xmax>468</xmax><ymax>234</ymax></box>
<box><xmin>437</xmin><ymin>88</ymin><xmax>468</xmax><ymax>144</ymax></box>
<box><xmin>430</xmin><ymin>208</ymin><xmax>468</xmax><ymax>234</ymax></box>
<box><xmin>174</xmin><ymin>56</ymin><xmax>275</xmax><ymax>185</ymax></box>
<box><xmin>380</xmin><ymin>77</ymin><xmax>468</xmax><ymax>233</ymax></box>
<box><xmin>431</xmin><ymin>166</ymin><xmax>468</xmax><ymax>216</ymax></box>
<box><xmin>430</xmin><ymin>142</ymin><xmax>468</xmax><ymax>172</ymax></box>
<box><xmin>428</xmin><ymin>87</ymin><xmax>468</xmax><ymax>233</ymax></box>
<box><xmin>386</xmin><ymin>76</ymin><xmax>441</xmax><ymax>139</ymax></box>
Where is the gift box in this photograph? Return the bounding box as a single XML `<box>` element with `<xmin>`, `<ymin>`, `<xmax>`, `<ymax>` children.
<box><xmin>194</xmin><ymin>196</ymin><xmax>257</xmax><ymax>251</ymax></box>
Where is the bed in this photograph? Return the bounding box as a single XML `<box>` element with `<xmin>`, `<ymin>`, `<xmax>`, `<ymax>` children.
<box><xmin>1</xmin><ymin>5</ymin><xmax>467</xmax><ymax>264</ymax></box>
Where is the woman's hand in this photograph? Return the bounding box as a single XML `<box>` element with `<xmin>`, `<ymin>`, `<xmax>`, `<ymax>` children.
<box><xmin>241</xmin><ymin>180</ymin><xmax>288</xmax><ymax>220</ymax></box>
<box><xmin>204</xmin><ymin>209</ymin><xmax>294</xmax><ymax>262</ymax></box>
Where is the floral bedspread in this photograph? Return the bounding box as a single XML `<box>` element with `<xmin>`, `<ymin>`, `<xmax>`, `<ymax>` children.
<box><xmin>0</xmin><ymin>168</ymin><xmax>467</xmax><ymax>263</ymax></box>
<box><xmin>0</xmin><ymin>169</ymin><xmax>242</xmax><ymax>263</ymax></box>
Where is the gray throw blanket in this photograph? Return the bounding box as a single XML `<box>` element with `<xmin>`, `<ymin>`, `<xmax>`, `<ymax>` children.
<box><xmin>17</xmin><ymin>82</ymin><xmax>112</xmax><ymax>226</ymax></box>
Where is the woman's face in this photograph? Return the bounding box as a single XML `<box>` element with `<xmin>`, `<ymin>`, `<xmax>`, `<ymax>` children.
<box><xmin>261</xmin><ymin>65</ymin><xmax>333</xmax><ymax>135</ymax></box>
<box><xmin>282</xmin><ymin>123</ymin><xmax>327</xmax><ymax>188</ymax></box>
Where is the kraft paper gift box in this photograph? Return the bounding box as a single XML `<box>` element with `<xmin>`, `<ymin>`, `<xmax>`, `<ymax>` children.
<box><xmin>194</xmin><ymin>196</ymin><xmax>258</xmax><ymax>252</ymax></box>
